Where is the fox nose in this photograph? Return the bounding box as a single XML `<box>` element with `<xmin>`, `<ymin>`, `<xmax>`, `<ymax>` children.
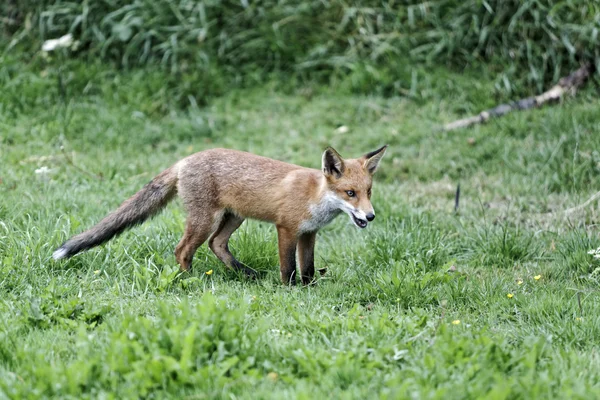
<box><xmin>366</xmin><ymin>213</ymin><xmax>375</xmax><ymax>222</ymax></box>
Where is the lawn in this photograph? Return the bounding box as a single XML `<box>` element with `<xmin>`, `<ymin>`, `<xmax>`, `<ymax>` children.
<box><xmin>2</xmin><ymin>60</ymin><xmax>600</xmax><ymax>398</ymax></box>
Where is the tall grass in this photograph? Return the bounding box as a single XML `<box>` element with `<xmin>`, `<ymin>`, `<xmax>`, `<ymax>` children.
<box><xmin>2</xmin><ymin>1</ymin><xmax>599</xmax><ymax>103</ymax></box>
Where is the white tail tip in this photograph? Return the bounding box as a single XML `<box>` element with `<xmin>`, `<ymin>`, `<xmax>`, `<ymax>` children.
<box><xmin>52</xmin><ymin>248</ymin><xmax>68</xmax><ymax>260</ymax></box>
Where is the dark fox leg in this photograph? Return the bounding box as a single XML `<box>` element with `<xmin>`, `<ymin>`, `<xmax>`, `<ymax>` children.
<box><xmin>277</xmin><ymin>225</ymin><xmax>298</xmax><ymax>285</ymax></box>
<box><xmin>208</xmin><ymin>213</ymin><xmax>256</xmax><ymax>277</ymax></box>
<box><xmin>298</xmin><ymin>232</ymin><xmax>316</xmax><ymax>285</ymax></box>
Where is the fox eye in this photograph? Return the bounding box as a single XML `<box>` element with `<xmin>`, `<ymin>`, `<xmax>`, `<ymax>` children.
<box><xmin>346</xmin><ymin>190</ymin><xmax>355</xmax><ymax>197</ymax></box>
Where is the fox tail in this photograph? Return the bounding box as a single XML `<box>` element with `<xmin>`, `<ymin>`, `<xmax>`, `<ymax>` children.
<box><xmin>53</xmin><ymin>166</ymin><xmax>178</xmax><ymax>260</ymax></box>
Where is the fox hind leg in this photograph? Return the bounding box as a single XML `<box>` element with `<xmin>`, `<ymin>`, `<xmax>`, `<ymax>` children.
<box><xmin>175</xmin><ymin>217</ymin><xmax>213</xmax><ymax>272</ymax></box>
<box><xmin>208</xmin><ymin>213</ymin><xmax>256</xmax><ymax>278</ymax></box>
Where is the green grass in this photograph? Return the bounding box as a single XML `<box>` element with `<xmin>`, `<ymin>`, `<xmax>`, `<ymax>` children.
<box><xmin>4</xmin><ymin>0</ymin><xmax>599</xmax><ymax>105</ymax></box>
<box><xmin>2</xmin><ymin>59</ymin><xmax>600</xmax><ymax>398</ymax></box>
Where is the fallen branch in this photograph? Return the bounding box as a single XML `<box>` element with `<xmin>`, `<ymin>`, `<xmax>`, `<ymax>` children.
<box><xmin>562</xmin><ymin>190</ymin><xmax>600</xmax><ymax>215</ymax></box>
<box><xmin>444</xmin><ymin>63</ymin><xmax>594</xmax><ymax>131</ymax></box>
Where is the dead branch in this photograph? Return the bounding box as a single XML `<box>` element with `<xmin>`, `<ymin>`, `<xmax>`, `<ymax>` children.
<box><xmin>562</xmin><ymin>190</ymin><xmax>600</xmax><ymax>215</ymax></box>
<box><xmin>443</xmin><ymin>63</ymin><xmax>594</xmax><ymax>132</ymax></box>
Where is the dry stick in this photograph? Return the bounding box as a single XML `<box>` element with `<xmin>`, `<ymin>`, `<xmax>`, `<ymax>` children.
<box><xmin>60</xmin><ymin>146</ymin><xmax>103</xmax><ymax>180</ymax></box>
<box><xmin>443</xmin><ymin>63</ymin><xmax>594</xmax><ymax>132</ymax></box>
<box><xmin>562</xmin><ymin>189</ymin><xmax>600</xmax><ymax>215</ymax></box>
<box><xmin>541</xmin><ymin>189</ymin><xmax>600</xmax><ymax>217</ymax></box>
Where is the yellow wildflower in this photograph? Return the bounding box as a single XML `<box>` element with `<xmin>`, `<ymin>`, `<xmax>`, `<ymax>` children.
<box><xmin>452</xmin><ymin>320</ymin><xmax>460</xmax><ymax>325</ymax></box>
<box><xmin>517</xmin><ymin>280</ymin><xmax>523</xmax><ymax>285</ymax></box>
<box><xmin>534</xmin><ymin>275</ymin><xmax>541</xmax><ymax>280</ymax></box>
<box><xmin>206</xmin><ymin>269</ymin><xmax>213</xmax><ymax>275</ymax></box>
<box><xmin>507</xmin><ymin>293</ymin><xmax>514</xmax><ymax>299</ymax></box>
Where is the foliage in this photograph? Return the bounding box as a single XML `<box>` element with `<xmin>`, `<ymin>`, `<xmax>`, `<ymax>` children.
<box><xmin>2</xmin><ymin>0</ymin><xmax>599</xmax><ymax>105</ymax></box>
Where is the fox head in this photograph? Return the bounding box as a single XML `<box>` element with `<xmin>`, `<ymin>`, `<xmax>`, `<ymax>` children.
<box><xmin>322</xmin><ymin>145</ymin><xmax>387</xmax><ymax>229</ymax></box>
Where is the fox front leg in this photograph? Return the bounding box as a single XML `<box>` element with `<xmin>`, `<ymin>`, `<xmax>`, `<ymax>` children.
<box><xmin>277</xmin><ymin>225</ymin><xmax>298</xmax><ymax>285</ymax></box>
<box><xmin>298</xmin><ymin>232</ymin><xmax>316</xmax><ymax>285</ymax></box>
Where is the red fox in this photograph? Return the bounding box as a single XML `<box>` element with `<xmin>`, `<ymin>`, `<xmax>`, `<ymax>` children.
<box><xmin>53</xmin><ymin>146</ymin><xmax>387</xmax><ymax>285</ymax></box>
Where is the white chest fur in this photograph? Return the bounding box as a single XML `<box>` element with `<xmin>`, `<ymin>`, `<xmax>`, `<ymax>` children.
<box><xmin>299</xmin><ymin>192</ymin><xmax>343</xmax><ymax>233</ymax></box>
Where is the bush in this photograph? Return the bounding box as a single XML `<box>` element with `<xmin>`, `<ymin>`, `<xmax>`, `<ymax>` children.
<box><xmin>2</xmin><ymin>1</ymin><xmax>599</xmax><ymax>101</ymax></box>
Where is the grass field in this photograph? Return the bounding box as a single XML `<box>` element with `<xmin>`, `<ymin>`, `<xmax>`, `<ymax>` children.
<box><xmin>2</xmin><ymin>59</ymin><xmax>600</xmax><ymax>398</ymax></box>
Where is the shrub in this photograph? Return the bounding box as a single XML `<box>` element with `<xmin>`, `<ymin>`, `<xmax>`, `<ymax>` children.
<box><xmin>2</xmin><ymin>1</ymin><xmax>599</xmax><ymax>101</ymax></box>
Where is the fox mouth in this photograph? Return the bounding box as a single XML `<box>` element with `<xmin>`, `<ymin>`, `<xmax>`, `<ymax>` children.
<box><xmin>352</xmin><ymin>214</ymin><xmax>368</xmax><ymax>229</ymax></box>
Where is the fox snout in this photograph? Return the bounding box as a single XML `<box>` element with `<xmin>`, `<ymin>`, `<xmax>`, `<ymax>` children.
<box><xmin>350</xmin><ymin>208</ymin><xmax>375</xmax><ymax>229</ymax></box>
<box><xmin>352</xmin><ymin>214</ymin><xmax>368</xmax><ymax>228</ymax></box>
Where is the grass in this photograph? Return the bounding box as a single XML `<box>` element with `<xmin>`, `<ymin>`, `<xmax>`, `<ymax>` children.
<box><xmin>4</xmin><ymin>0</ymin><xmax>599</xmax><ymax>106</ymax></box>
<box><xmin>2</xmin><ymin>57</ymin><xmax>600</xmax><ymax>398</ymax></box>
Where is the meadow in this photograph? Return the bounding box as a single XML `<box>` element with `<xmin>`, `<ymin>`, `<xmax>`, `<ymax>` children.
<box><xmin>2</xmin><ymin>1</ymin><xmax>600</xmax><ymax>398</ymax></box>
<box><xmin>2</xmin><ymin>59</ymin><xmax>600</xmax><ymax>398</ymax></box>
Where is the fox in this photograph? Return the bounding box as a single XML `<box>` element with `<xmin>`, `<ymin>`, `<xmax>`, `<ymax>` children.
<box><xmin>53</xmin><ymin>145</ymin><xmax>387</xmax><ymax>285</ymax></box>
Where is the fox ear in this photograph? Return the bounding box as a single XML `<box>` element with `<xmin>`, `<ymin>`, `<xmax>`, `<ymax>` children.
<box><xmin>363</xmin><ymin>145</ymin><xmax>388</xmax><ymax>174</ymax></box>
<box><xmin>322</xmin><ymin>147</ymin><xmax>345</xmax><ymax>178</ymax></box>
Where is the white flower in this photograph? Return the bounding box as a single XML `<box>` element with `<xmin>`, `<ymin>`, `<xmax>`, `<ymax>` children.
<box><xmin>589</xmin><ymin>248</ymin><xmax>600</xmax><ymax>257</ymax></box>
<box><xmin>42</xmin><ymin>34</ymin><xmax>74</xmax><ymax>52</ymax></box>
<box><xmin>335</xmin><ymin>125</ymin><xmax>349</xmax><ymax>134</ymax></box>
<box><xmin>35</xmin><ymin>166</ymin><xmax>54</xmax><ymax>176</ymax></box>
